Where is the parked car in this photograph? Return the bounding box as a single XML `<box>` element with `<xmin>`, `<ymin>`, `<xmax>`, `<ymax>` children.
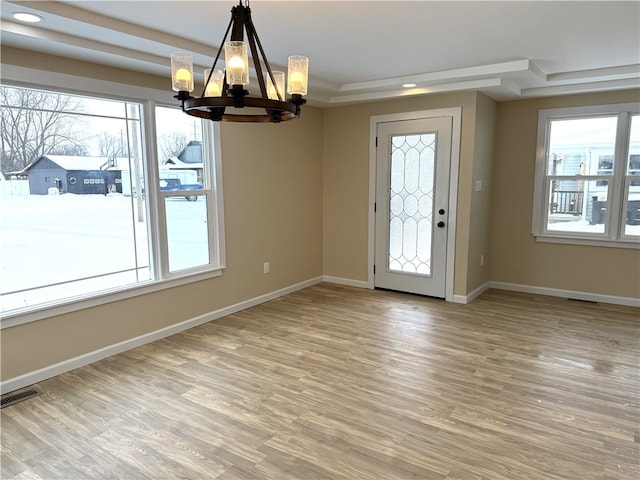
<box><xmin>159</xmin><ymin>177</ymin><xmax>203</xmax><ymax>201</ymax></box>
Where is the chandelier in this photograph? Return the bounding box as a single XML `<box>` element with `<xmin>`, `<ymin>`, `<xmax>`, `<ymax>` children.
<box><xmin>170</xmin><ymin>0</ymin><xmax>308</xmax><ymax>123</ymax></box>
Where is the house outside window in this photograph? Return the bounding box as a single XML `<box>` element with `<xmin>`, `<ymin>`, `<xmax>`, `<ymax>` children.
<box><xmin>532</xmin><ymin>103</ymin><xmax>640</xmax><ymax>246</ymax></box>
<box><xmin>596</xmin><ymin>155</ymin><xmax>613</xmax><ymax>186</ymax></box>
<box><xmin>0</xmin><ymin>84</ymin><xmax>225</xmax><ymax>321</ymax></box>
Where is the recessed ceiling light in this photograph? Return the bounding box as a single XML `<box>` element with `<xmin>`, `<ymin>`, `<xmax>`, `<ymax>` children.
<box><xmin>402</xmin><ymin>83</ymin><xmax>417</xmax><ymax>88</ymax></box>
<box><xmin>12</xmin><ymin>12</ymin><xmax>43</xmax><ymax>23</ymax></box>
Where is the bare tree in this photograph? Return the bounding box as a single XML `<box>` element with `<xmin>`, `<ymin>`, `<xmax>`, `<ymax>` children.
<box><xmin>0</xmin><ymin>86</ymin><xmax>85</xmax><ymax>175</ymax></box>
<box><xmin>97</xmin><ymin>132</ymin><xmax>125</xmax><ymax>160</ymax></box>
<box><xmin>158</xmin><ymin>132</ymin><xmax>188</xmax><ymax>162</ymax></box>
<box><xmin>50</xmin><ymin>142</ymin><xmax>90</xmax><ymax>156</ymax></box>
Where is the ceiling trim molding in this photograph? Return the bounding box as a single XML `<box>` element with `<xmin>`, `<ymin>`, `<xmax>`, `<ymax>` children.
<box><xmin>547</xmin><ymin>64</ymin><xmax>640</xmax><ymax>83</ymax></box>
<box><xmin>522</xmin><ymin>77</ymin><xmax>640</xmax><ymax>98</ymax></box>
<box><xmin>338</xmin><ymin>59</ymin><xmax>544</xmax><ymax>93</ymax></box>
<box><xmin>6</xmin><ymin>0</ymin><xmax>214</xmax><ymax>56</ymax></box>
<box><xmin>2</xmin><ymin>20</ymin><xmax>170</xmax><ymax>69</ymax></box>
<box><xmin>329</xmin><ymin>78</ymin><xmax>502</xmax><ymax>105</ymax></box>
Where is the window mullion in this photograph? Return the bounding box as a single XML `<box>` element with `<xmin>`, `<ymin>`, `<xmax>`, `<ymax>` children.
<box><xmin>610</xmin><ymin>112</ymin><xmax>631</xmax><ymax>239</ymax></box>
<box><xmin>620</xmin><ymin>177</ymin><xmax>635</xmax><ymax>241</ymax></box>
<box><xmin>202</xmin><ymin>122</ymin><xmax>224</xmax><ymax>265</ymax></box>
<box><xmin>532</xmin><ymin>115</ymin><xmax>550</xmax><ymax>235</ymax></box>
<box><xmin>141</xmin><ymin>99</ymin><xmax>167</xmax><ymax>279</ymax></box>
<box><xmin>156</xmin><ymin>191</ymin><xmax>172</xmax><ymax>278</ymax></box>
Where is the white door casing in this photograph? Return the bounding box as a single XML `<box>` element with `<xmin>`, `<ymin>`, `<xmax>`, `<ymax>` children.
<box><xmin>368</xmin><ymin>108</ymin><xmax>461</xmax><ymax>301</ymax></box>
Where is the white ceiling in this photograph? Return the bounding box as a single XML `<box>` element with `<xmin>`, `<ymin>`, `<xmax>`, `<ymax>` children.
<box><xmin>1</xmin><ymin>0</ymin><xmax>639</xmax><ymax>106</ymax></box>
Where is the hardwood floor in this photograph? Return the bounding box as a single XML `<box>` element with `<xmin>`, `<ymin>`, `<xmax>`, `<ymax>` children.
<box><xmin>1</xmin><ymin>284</ymin><xmax>639</xmax><ymax>479</ymax></box>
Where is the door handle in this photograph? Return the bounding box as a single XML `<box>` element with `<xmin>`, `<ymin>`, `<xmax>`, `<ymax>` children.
<box><xmin>437</xmin><ymin>221</ymin><xmax>445</xmax><ymax>228</ymax></box>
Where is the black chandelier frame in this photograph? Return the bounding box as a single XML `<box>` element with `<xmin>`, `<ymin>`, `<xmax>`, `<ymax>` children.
<box><xmin>174</xmin><ymin>1</ymin><xmax>306</xmax><ymax>123</ymax></box>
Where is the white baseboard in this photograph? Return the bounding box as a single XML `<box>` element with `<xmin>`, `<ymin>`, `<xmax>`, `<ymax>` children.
<box><xmin>490</xmin><ymin>281</ymin><xmax>640</xmax><ymax>307</ymax></box>
<box><xmin>322</xmin><ymin>275</ymin><xmax>370</xmax><ymax>289</ymax></box>
<box><xmin>453</xmin><ymin>281</ymin><xmax>491</xmax><ymax>304</ymax></box>
<box><xmin>1</xmin><ymin>276</ymin><xmax>323</xmax><ymax>394</ymax></box>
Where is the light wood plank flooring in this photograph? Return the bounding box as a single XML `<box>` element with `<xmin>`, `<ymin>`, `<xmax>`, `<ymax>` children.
<box><xmin>1</xmin><ymin>284</ymin><xmax>639</xmax><ymax>479</ymax></box>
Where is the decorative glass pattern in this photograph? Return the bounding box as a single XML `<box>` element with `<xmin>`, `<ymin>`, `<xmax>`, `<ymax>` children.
<box><xmin>388</xmin><ymin>133</ymin><xmax>436</xmax><ymax>275</ymax></box>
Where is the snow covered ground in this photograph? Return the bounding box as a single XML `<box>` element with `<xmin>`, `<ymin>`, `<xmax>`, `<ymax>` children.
<box><xmin>548</xmin><ymin>215</ymin><xmax>640</xmax><ymax>236</ymax></box>
<box><xmin>0</xmin><ymin>181</ymin><xmax>208</xmax><ymax>313</ymax></box>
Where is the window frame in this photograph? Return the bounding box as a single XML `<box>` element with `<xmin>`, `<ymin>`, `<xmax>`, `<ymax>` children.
<box><xmin>0</xmin><ymin>66</ymin><xmax>226</xmax><ymax>327</ymax></box>
<box><xmin>144</xmin><ymin>103</ymin><xmax>226</xmax><ymax>280</ymax></box>
<box><xmin>532</xmin><ymin>102</ymin><xmax>640</xmax><ymax>248</ymax></box>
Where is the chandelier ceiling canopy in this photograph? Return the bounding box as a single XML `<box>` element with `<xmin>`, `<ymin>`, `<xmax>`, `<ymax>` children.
<box><xmin>171</xmin><ymin>0</ymin><xmax>308</xmax><ymax>123</ymax></box>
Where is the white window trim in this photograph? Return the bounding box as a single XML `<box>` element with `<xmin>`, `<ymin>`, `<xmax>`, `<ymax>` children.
<box><xmin>0</xmin><ymin>66</ymin><xmax>226</xmax><ymax>327</ymax></box>
<box><xmin>145</xmin><ymin>103</ymin><xmax>226</xmax><ymax>280</ymax></box>
<box><xmin>532</xmin><ymin>102</ymin><xmax>640</xmax><ymax>248</ymax></box>
<box><xmin>0</xmin><ymin>270</ymin><xmax>224</xmax><ymax>329</ymax></box>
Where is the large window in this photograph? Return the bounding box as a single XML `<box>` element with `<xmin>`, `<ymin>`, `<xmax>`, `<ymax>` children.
<box><xmin>533</xmin><ymin>103</ymin><xmax>640</xmax><ymax>246</ymax></box>
<box><xmin>0</xmin><ymin>85</ymin><xmax>224</xmax><ymax>321</ymax></box>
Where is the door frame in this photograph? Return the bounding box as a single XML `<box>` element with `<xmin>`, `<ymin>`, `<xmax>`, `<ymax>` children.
<box><xmin>368</xmin><ymin>107</ymin><xmax>462</xmax><ymax>302</ymax></box>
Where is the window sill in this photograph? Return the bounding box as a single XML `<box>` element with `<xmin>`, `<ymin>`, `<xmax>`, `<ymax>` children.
<box><xmin>0</xmin><ymin>267</ymin><xmax>225</xmax><ymax>329</ymax></box>
<box><xmin>534</xmin><ymin>235</ymin><xmax>640</xmax><ymax>249</ymax></box>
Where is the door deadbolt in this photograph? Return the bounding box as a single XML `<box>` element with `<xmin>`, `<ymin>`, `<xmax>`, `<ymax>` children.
<box><xmin>439</xmin><ymin>209</ymin><xmax>445</xmax><ymax>215</ymax></box>
<box><xmin>437</xmin><ymin>221</ymin><xmax>445</xmax><ymax>228</ymax></box>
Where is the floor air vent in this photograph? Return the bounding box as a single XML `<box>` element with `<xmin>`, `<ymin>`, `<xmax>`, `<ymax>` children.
<box><xmin>1</xmin><ymin>387</ymin><xmax>42</xmax><ymax>409</ymax></box>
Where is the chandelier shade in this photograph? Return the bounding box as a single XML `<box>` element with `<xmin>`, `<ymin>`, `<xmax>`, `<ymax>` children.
<box><xmin>171</xmin><ymin>0</ymin><xmax>308</xmax><ymax>123</ymax></box>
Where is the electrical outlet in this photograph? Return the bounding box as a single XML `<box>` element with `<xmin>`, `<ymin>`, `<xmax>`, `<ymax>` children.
<box><xmin>475</xmin><ymin>180</ymin><xmax>482</xmax><ymax>192</ymax></box>
<box><xmin>480</xmin><ymin>254</ymin><xmax>484</xmax><ymax>266</ymax></box>
<box><xmin>263</xmin><ymin>261</ymin><xmax>270</xmax><ymax>274</ymax></box>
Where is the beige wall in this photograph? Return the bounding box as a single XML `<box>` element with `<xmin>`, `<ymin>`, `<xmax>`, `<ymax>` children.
<box><xmin>322</xmin><ymin>92</ymin><xmax>479</xmax><ymax>296</ymax></box>
<box><xmin>1</xmin><ymin>47</ymin><xmax>169</xmax><ymax>91</ymax></box>
<box><xmin>490</xmin><ymin>89</ymin><xmax>640</xmax><ymax>298</ymax></box>
<box><xmin>0</xmin><ymin>50</ymin><xmax>324</xmax><ymax>381</ymax></box>
<box><xmin>466</xmin><ymin>93</ymin><xmax>497</xmax><ymax>293</ymax></box>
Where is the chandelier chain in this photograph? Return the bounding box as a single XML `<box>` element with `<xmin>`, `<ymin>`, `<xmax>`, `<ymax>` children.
<box><xmin>201</xmin><ymin>14</ymin><xmax>235</xmax><ymax>97</ymax></box>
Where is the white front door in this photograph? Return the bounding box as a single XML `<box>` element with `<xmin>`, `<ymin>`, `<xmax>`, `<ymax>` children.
<box><xmin>374</xmin><ymin>116</ymin><xmax>452</xmax><ymax>297</ymax></box>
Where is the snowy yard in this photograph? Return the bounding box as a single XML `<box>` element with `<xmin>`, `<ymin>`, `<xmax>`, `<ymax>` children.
<box><xmin>0</xmin><ymin>181</ymin><xmax>208</xmax><ymax>313</ymax></box>
<box><xmin>548</xmin><ymin>214</ymin><xmax>640</xmax><ymax>236</ymax></box>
